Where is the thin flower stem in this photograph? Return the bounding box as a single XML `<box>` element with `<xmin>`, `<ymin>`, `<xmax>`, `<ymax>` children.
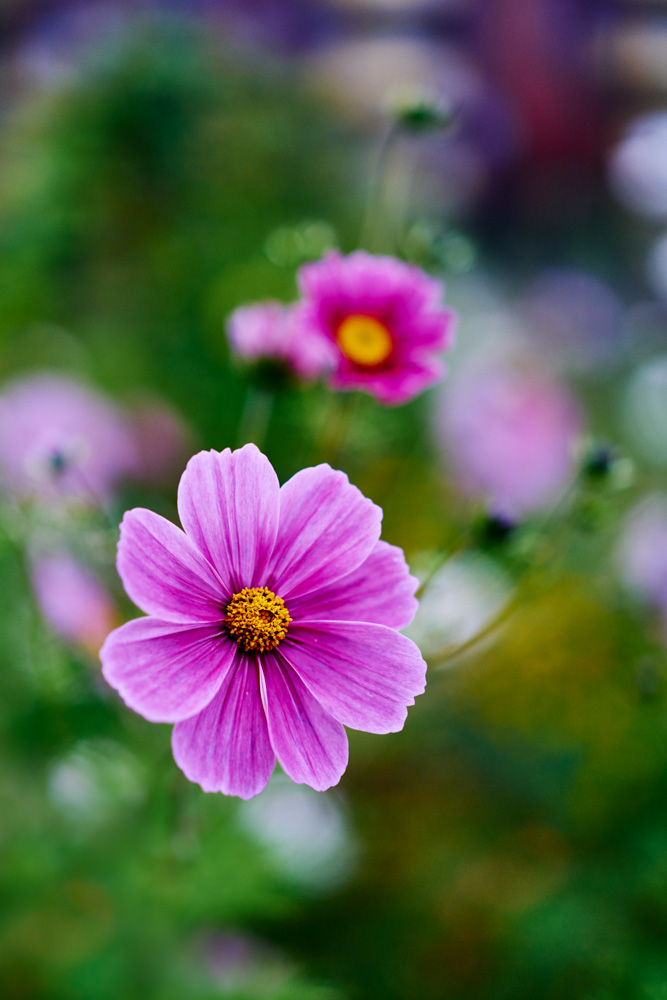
<box><xmin>359</xmin><ymin>121</ymin><xmax>400</xmax><ymax>252</ymax></box>
<box><xmin>427</xmin><ymin>595</ymin><xmax>520</xmax><ymax>669</ymax></box>
<box><xmin>393</xmin><ymin>142</ymin><xmax>424</xmax><ymax>255</ymax></box>
<box><xmin>415</xmin><ymin>540</ymin><xmax>473</xmax><ymax>600</ymax></box>
<box><xmin>316</xmin><ymin>391</ymin><xmax>362</xmax><ymax>468</ymax></box>
<box><xmin>236</xmin><ymin>385</ymin><xmax>274</xmax><ymax>450</ymax></box>
<box><xmin>73</xmin><ymin>466</ymin><xmax>121</xmax><ymax>536</ymax></box>
<box><xmin>421</xmin><ymin>477</ymin><xmax>587</xmax><ymax>670</ymax></box>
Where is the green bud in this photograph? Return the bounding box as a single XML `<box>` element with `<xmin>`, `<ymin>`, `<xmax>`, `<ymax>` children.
<box><xmin>578</xmin><ymin>438</ymin><xmax>634</xmax><ymax>490</ymax></box>
<box><xmin>393</xmin><ymin>89</ymin><xmax>455</xmax><ymax>133</ymax></box>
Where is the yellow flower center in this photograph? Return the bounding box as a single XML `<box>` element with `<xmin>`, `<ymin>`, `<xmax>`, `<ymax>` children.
<box><xmin>225</xmin><ymin>586</ymin><xmax>291</xmax><ymax>653</ymax></box>
<box><xmin>336</xmin><ymin>314</ymin><xmax>393</xmax><ymax>367</ymax></box>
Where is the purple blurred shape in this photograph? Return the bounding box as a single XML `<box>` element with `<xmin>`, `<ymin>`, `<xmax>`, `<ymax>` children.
<box><xmin>227</xmin><ymin>301</ymin><xmax>336</xmax><ymax>381</ymax></box>
<box><xmin>520</xmin><ymin>268</ymin><xmax>624</xmax><ymax>372</ymax></box>
<box><xmin>31</xmin><ymin>549</ymin><xmax>116</xmax><ymax>652</ymax></box>
<box><xmin>618</xmin><ymin>495</ymin><xmax>667</xmax><ymax>610</ymax></box>
<box><xmin>609</xmin><ymin>112</ymin><xmax>667</xmax><ymax>220</ymax></box>
<box><xmin>130</xmin><ymin>398</ymin><xmax>193</xmax><ymax>486</ymax></box>
<box><xmin>437</xmin><ymin>358</ymin><xmax>583</xmax><ymax>517</ymax></box>
<box><xmin>0</xmin><ymin>372</ymin><xmax>137</xmax><ymax>505</ymax></box>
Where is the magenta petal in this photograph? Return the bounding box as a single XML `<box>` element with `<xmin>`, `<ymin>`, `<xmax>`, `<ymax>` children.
<box><xmin>172</xmin><ymin>657</ymin><xmax>275</xmax><ymax>798</ymax></box>
<box><xmin>288</xmin><ymin>540</ymin><xmax>418</xmax><ymax>629</ymax></box>
<box><xmin>100</xmin><ymin>618</ymin><xmax>233</xmax><ymax>723</ymax></box>
<box><xmin>283</xmin><ymin>621</ymin><xmax>426</xmax><ymax>734</ymax></box>
<box><xmin>261</xmin><ymin>653</ymin><xmax>348</xmax><ymax>791</ymax></box>
<box><xmin>177</xmin><ymin>445</ymin><xmax>280</xmax><ymax>591</ymax></box>
<box><xmin>118</xmin><ymin>508</ymin><xmax>227</xmax><ymax>622</ymax></box>
<box><xmin>267</xmin><ymin>465</ymin><xmax>382</xmax><ymax>600</ymax></box>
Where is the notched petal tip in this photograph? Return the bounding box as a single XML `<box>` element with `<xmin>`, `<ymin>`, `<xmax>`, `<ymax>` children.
<box><xmin>262</xmin><ymin>655</ymin><xmax>349</xmax><ymax>792</ymax></box>
<box><xmin>171</xmin><ymin>657</ymin><xmax>276</xmax><ymax>799</ymax></box>
<box><xmin>172</xmin><ymin>732</ymin><xmax>274</xmax><ymax>799</ymax></box>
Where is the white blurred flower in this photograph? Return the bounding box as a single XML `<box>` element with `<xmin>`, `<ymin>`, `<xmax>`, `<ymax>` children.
<box><xmin>622</xmin><ymin>354</ymin><xmax>667</xmax><ymax>465</ymax></box>
<box><xmin>238</xmin><ymin>774</ymin><xmax>357</xmax><ymax>891</ymax></box>
<box><xmin>609</xmin><ymin>112</ymin><xmax>667</xmax><ymax>219</ymax></box>
<box><xmin>48</xmin><ymin>739</ymin><xmax>145</xmax><ymax>827</ymax></box>
<box><xmin>406</xmin><ymin>553</ymin><xmax>512</xmax><ymax>660</ymax></box>
<box><xmin>617</xmin><ymin>495</ymin><xmax>667</xmax><ymax>605</ymax></box>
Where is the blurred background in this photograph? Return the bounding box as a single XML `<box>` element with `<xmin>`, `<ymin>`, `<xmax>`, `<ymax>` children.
<box><xmin>1</xmin><ymin>1</ymin><xmax>667</xmax><ymax>998</ymax></box>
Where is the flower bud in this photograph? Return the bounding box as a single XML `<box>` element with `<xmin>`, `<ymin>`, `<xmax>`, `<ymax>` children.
<box><xmin>392</xmin><ymin>89</ymin><xmax>455</xmax><ymax>133</ymax></box>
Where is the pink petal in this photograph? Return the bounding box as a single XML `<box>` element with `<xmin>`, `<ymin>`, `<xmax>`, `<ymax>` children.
<box><xmin>288</xmin><ymin>540</ymin><xmax>418</xmax><ymax>629</ymax></box>
<box><xmin>261</xmin><ymin>653</ymin><xmax>348</xmax><ymax>791</ymax></box>
<box><xmin>283</xmin><ymin>621</ymin><xmax>426</xmax><ymax>734</ymax></box>
<box><xmin>100</xmin><ymin>618</ymin><xmax>234</xmax><ymax>723</ymax></box>
<box><xmin>267</xmin><ymin>465</ymin><xmax>382</xmax><ymax>600</ymax></box>
<box><xmin>177</xmin><ymin>445</ymin><xmax>280</xmax><ymax>591</ymax></box>
<box><xmin>172</xmin><ymin>657</ymin><xmax>275</xmax><ymax>798</ymax></box>
<box><xmin>118</xmin><ymin>508</ymin><xmax>227</xmax><ymax>623</ymax></box>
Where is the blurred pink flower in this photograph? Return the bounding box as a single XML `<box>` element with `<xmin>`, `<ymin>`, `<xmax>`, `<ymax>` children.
<box><xmin>227</xmin><ymin>302</ymin><xmax>335</xmax><ymax>381</ymax></box>
<box><xmin>31</xmin><ymin>550</ymin><xmax>116</xmax><ymax>654</ymax></box>
<box><xmin>297</xmin><ymin>251</ymin><xmax>456</xmax><ymax>405</ymax></box>
<box><xmin>437</xmin><ymin>361</ymin><xmax>582</xmax><ymax>516</ymax></box>
<box><xmin>617</xmin><ymin>495</ymin><xmax>667</xmax><ymax>610</ymax></box>
<box><xmin>130</xmin><ymin>400</ymin><xmax>193</xmax><ymax>487</ymax></box>
<box><xmin>101</xmin><ymin>444</ymin><xmax>424</xmax><ymax>799</ymax></box>
<box><xmin>0</xmin><ymin>373</ymin><xmax>137</xmax><ymax>504</ymax></box>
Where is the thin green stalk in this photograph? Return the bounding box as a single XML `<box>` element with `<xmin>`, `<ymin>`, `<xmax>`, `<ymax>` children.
<box><xmin>359</xmin><ymin>121</ymin><xmax>400</xmax><ymax>252</ymax></box>
<box><xmin>427</xmin><ymin>596</ymin><xmax>520</xmax><ymax>670</ymax></box>
<box><xmin>236</xmin><ymin>384</ymin><xmax>275</xmax><ymax>450</ymax></box>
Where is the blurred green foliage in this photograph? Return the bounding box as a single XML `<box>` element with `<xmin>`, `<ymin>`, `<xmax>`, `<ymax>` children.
<box><xmin>0</xmin><ymin>17</ymin><xmax>352</xmax><ymax>456</ymax></box>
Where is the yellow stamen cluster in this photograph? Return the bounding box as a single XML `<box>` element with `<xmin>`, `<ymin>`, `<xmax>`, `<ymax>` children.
<box><xmin>336</xmin><ymin>314</ymin><xmax>393</xmax><ymax>367</ymax></box>
<box><xmin>224</xmin><ymin>586</ymin><xmax>291</xmax><ymax>653</ymax></box>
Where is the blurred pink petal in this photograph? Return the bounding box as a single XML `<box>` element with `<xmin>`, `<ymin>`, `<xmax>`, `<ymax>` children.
<box><xmin>31</xmin><ymin>550</ymin><xmax>116</xmax><ymax>653</ymax></box>
<box><xmin>437</xmin><ymin>360</ymin><xmax>582</xmax><ymax>516</ymax></box>
<box><xmin>0</xmin><ymin>373</ymin><xmax>137</xmax><ymax>505</ymax></box>
<box><xmin>130</xmin><ymin>400</ymin><xmax>192</xmax><ymax>486</ymax></box>
<box><xmin>227</xmin><ymin>301</ymin><xmax>336</xmax><ymax>381</ymax></box>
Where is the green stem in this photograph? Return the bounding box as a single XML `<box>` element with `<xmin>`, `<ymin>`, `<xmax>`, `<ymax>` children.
<box><xmin>427</xmin><ymin>596</ymin><xmax>520</xmax><ymax>670</ymax></box>
<box><xmin>236</xmin><ymin>385</ymin><xmax>274</xmax><ymax>450</ymax></box>
<box><xmin>316</xmin><ymin>392</ymin><xmax>365</xmax><ymax>468</ymax></box>
<box><xmin>415</xmin><ymin>539</ymin><xmax>474</xmax><ymax>601</ymax></box>
<box><xmin>359</xmin><ymin>121</ymin><xmax>400</xmax><ymax>252</ymax></box>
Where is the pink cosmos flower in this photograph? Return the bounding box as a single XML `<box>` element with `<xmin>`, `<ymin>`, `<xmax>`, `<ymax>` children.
<box><xmin>297</xmin><ymin>251</ymin><xmax>456</xmax><ymax>405</ymax></box>
<box><xmin>0</xmin><ymin>373</ymin><xmax>137</xmax><ymax>504</ymax></box>
<box><xmin>437</xmin><ymin>360</ymin><xmax>582</xmax><ymax>517</ymax></box>
<box><xmin>31</xmin><ymin>550</ymin><xmax>116</xmax><ymax>654</ymax></box>
<box><xmin>100</xmin><ymin>444</ymin><xmax>425</xmax><ymax>799</ymax></box>
<box><xmin>227</xmin><ymin>302</ymin><xmax>335</xmax><ymax>381</ymax></box>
